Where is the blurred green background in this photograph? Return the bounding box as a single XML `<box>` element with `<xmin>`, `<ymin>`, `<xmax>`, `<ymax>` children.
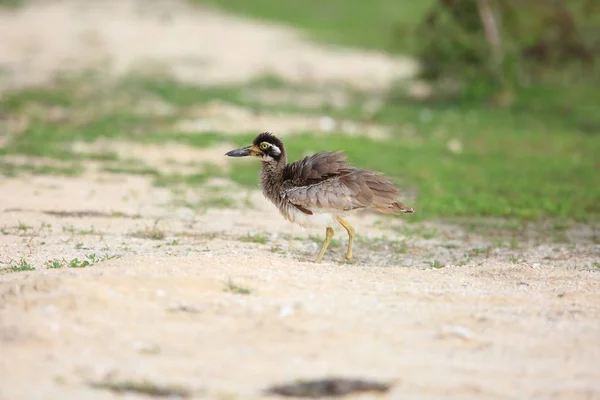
<box><xmin>1</xmin><ymin>0</ymin><xmax>599</xmax><ymax>222</ymax></box>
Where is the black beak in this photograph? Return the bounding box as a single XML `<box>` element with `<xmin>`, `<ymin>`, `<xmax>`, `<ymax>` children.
<box><xmin>225</xmin><ymin>145</ymin><xmax>253</xmax><ymax>157</ymax></box>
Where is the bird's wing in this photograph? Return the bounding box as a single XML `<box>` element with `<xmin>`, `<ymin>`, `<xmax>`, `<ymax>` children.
<box><xmin>282</xmin><ymin>153</ymin><xmax>414</xmax><ymax>214</ymax></box>
<box><xmin>282</xmin><ymin>172</ymin><xmax>370</xmax><ymax>212</ymax></box>
<box><xmin>282</xmin><ymin>151</ymin><xmax>354</xmax><ymax>186</ymax></box>
<box><xmin>281</xmin><ymin>151</ymin><xmax>361</xmax><ymax>212</ymax></box>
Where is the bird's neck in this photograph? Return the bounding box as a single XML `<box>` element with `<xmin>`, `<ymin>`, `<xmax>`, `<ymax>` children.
<box><xmin>259</xmin><ymin>158</ymin><xmax>287</xmax><ymax>203</ymax></box>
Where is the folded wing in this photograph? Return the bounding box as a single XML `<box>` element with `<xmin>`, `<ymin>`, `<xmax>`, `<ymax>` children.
<box><xmin>281</xmin><ymin>151</ymin><xmax>414</xmax><ymax>214</ymax></box>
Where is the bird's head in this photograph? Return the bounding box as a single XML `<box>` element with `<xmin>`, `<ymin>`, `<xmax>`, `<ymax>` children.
<box><xmin>225</xmin><ymin>132</ymin><xmax>285</xmax><ymax>162</ymax></box>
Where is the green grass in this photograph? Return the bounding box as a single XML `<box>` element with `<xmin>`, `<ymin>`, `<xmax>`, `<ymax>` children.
<box><xmin>224</xmin><ymin>277</ymin><xmax>252</xmax><ymax>295</ymax></box>
<box><xmin>0</xmin><ymin>160</ymin><xmax>82</xmax><ymax>177</ymax></box>
<box><xmin>0</xmin><ymin>0</ymin><xmax>22</xmax><ymax>8</ymax></box>
<box><xmin>0</xmin><ymin>74</ymin><xmax>294</xmax><ymax>162</ymax></box>
<box><xmin>240</xmin><ymin>233</ymin><xmax>269</xmax><ymax>245</ymax></box>
<box><xmin>225</xmin><ymin>125</ymin><xmax>600</xmax><ymax>221</ymax></box>
<box><xmin>44</xmin><ymin>254</ymin><xmax>121</xmax><ymax>270</ymax></box>
<box><xmin>5</xmin><ymin>259</ymin><xmax>36</xmax><ymax>272</ymax></box>
<box><xmin>1</xmin><ymin>69</ymin><xmax>598</xmax><ymax>223</ymax></box>
<box><xmin>193</xmin><ymin>0</ymin><xmax>433</xmax><ymax>52</ymax></box>
<box><xmin>103</xmin><ymin>165</ymin><xmax>160</xmax><ymax>176</ymax></box>
<box><xmin>428</xmin><ymin>260</ymin><xmax>445</xmax><ymax>269</ymax></box>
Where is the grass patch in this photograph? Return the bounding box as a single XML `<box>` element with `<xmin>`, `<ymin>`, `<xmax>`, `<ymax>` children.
<box><xmin>153</xmin><ymin>163</ymin><xmax>224</xmax><ymax>187</ymax></box>
<box><xmin>1</xmin><ymin>70</ymin><xmax>597</xmax><ymax>223</ymax></box>
<box><xmin>0</xmin><ymin>0</ymin><xmax>23</xmax><ymax>8</ymax></box>
<box><xmin>130</xmin><ymin>221</ymin><xmax>166</xmax><ymax>240</ymax></box>
<box><xmin>224</xmin><ymin>277</ymin><xmax>252</xmax><ymax>295</ymax></box>
<box><xmin>178</xmin><ymin>194</ymin><xmax>246</xmax><ymax>210</ymax></box>
<box><xmin>103</xmin><ymin>165</ymin><xmax>160</xmax><ymax>176</ymax></box>
<box><xmin>240</xmin><ymin>233</ymin><xmax>269</xmax><ymax>244</ymax></box>
<box><xmin>0</xmin><ymin>75</ymin><xmax>228</xmax><ymax>161</ymax></box>
<box><xmin>154</xmin><ymin>172</ymin><xmax>210</xmax><ymax>187</ymax></box>
<box><xmin>171</xmin><ymin>184</ymin><xmax>255</xmax><ymax>210</ymax></box>
<box><xmin>225</xmin><ymin>126</ymin><xmax>599</xmax><ymax>222</ymax></box>
<box><xmin>45</xmin><ymin>254</ymin><xmax>120</xmax><ymax>269</ymax></box>
<box><xmin>193</xmin><ymin>0</ymin><xmax>433</xmax><ymax>52</ymax></box>
<box><xmin>428</xmin><ymin>260</ymin><xmax>445</xmax><ymax>269</ymax></box>
<box><xmin>352</xmin><ymin>235</ymin><xmax>412</xmax><ymax>255</ymax></box>
<box><xmin>3</xmin><ymin>259</ymin><xmax>36</xmax><ymax>273</ymax></box>
<box><xmin>0</xmin><ymin>160</ymin><xmax>82</xmax><ymax>177</ymax></box>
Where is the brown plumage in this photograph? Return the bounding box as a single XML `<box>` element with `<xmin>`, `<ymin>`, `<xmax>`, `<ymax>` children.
<box><xmin>225</xmin><ymin>132</ymin><xmax>414</xmax><ymax>263</ymax></box>
<box><xmin>282</xmin><ymin>150</ymin><xmax>414</xmax><ymax>215</ymax></box>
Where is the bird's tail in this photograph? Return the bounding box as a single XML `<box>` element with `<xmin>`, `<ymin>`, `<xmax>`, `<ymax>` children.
<box><xmin>374</xmin><ymin>202</ymin><xmax>415</xmax><ymax>215</ymax></box>
<box><xmin>344</xmin><ymin>170</ymin><xmax>415</xmax><ymax>215</ymax></box>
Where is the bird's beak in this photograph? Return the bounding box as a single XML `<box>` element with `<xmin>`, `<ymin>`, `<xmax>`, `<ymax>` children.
<box><xmin>225</xmin><ymin>145</ymin><xmax>259</xmax><ymax>157</ymax></box>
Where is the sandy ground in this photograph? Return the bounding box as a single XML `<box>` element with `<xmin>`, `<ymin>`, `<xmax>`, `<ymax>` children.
<box><xmin>1</xmin><ymin>1</ymin><xmax>600</xmax><ymax>400</ymax></box>
<box><xmin>0</xmin><ymin>0</ymin><xmax>416</xmax><ymax>90</ymax></box>
<box><xmin>0</xmin><ymin>175</ymin><xmax>599</xmax><ymax>400</ymax></box>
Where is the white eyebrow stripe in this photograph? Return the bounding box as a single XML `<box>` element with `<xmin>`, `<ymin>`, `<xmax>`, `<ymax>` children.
<box><xmin>270</xmin><ymin>144</ymin><xmax>281</xmax><ymax>156</ymax></box>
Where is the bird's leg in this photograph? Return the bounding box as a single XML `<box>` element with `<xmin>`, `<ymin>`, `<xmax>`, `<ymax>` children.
<box><xmin>336</xmin><ymin>217</ymin><xmax>355</xmax><ymax>260</ymax></box>
<box><xmin>314</xmin><ymin>227</ymin><xmax>334</xmax><ymax>263</ymax></box>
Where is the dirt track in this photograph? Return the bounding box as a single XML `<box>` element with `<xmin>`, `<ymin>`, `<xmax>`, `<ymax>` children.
<box><xmin>1</xmin><ymin>1</ymin><xmax>600</xmax><ymax>399</ymax></box>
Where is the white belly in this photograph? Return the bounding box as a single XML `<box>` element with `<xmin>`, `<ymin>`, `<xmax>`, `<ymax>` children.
<box><xmin>285</xmin><ymin>207</ymin><xmax>337</xmax><ymax>229</ymax></box>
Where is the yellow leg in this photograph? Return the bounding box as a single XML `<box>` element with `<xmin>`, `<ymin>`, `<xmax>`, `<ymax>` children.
<box><xmin>336</xmin><ymin>217</ymin><xmax>355</xmax><ymax>260</ymax></box>
<box><xmin>314</xmin><ymin>227</ymin><xmax>334</xmax><ymax>263</ymax></box>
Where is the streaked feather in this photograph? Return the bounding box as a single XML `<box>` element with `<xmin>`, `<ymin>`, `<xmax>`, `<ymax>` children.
<box><xmin>280</xmin><ymin>151</ymin><xmax>414</xmax><ymax>215</ymax></box>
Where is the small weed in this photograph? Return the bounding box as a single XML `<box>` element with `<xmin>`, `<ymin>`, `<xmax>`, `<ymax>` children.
<box><xmin>16</xmin><ymin>221</ymin><xmax>31</xmax><ymax>233</ymax></box>
<box><xmin>0</xmin><ymin>159</ymin><xmax>82</xmax><ymax>177</ymax></box>
<box><xmin>394</xmin><ymin>224</ymin><xmax>438</xmax><ymax>240</ymax></box>
<box><xmin>509</xmin><ymin>255</ymin><xmax>520</xmax><ymax>264</ymax></box>
<box><xmin>69</xmin><ymin>257</ymin><xmax>92</xmax><ymax>268</ymax></box>
<box><xmin>171</xmin><ymin>185</ymin><xmax>251</xmax><ymax>210</ymax></box>
<box><xmin>308</xmin><ymin>235</ymin><xmax>340</xmax><ymax>248</ymax></box>
<box><xmin>75</xmin><ymin>242</ymin><xmax>85</xmax><ymax>249</ymax></box>
<box><xmin>428</xmin><ymin>260</ymin><xmax>445</xmax><ymax>269</ymax></box>
<box><xmin>130</xmin><ymin>220</ymin><xmax>166</xmax><ymax>240</ymax></box>
<box><xmin>470</xmin><ymin>247</ymin><xmax>492</xmax><ymax>257</ymax></box>
<box><xmin>89</xmin><ymin>379</ymin><xmax>191</xmax><ymax>398</ymax></box>
<box><xmin>8</xmin><ymin>259</ymin><xmax>36</xmax><ymax>272</ymax></box>
<box><xmin>46</xmin><ymin>254</ymin><xmax>120</xmax><ymax>269</ymax></box>
<box><xmin>46</xmin><ymin>259</ymin><xmax>65</xmax><ymax>269</ymax></box>
<box><xmin>86</xmin><ymin>253</ymin><xmax>100</xmax><ymax>263</ymax></box>
<box><xmin>62</xmin><ymin>224</ymin><xmax>77</xmax><ymax>234</ymax></box>
<box><xmin>270</xmin><ymin>245</ymin><xmax>285</xmax><ymax>254</ymax></box>
<box><xmin>79</xmin><ymin>226</ymin><xmax>99</xmax><ymax>235</ymax></box>
<box><xmin>240</xmin><ymin>233</ymin><xmax>268</xmax><ymax>244</ymax></box>
<box><xmin>200</xmin><ymin>196</ymin><xmax>236</xmax><ymax>209</ymax></box>
<box><xmin>395</xmin><ymin>242</ymin><xmax>408</xmax><ymax>254</ymax></box>
<box><xmin>421</xmin><ymin>231</ymin><xmax>437</xmax><ymax>240</ymax></box>
<box><xmin>103</xmin><ymin>165</ymin><xmax>160</xmax><ymax>176</ymax></box>
<box><xmin>593</xmin><ymin>262</ymin><xmax>600</xmax><ymax>271</ymax></box>
<box><xmin>224</xmin><ymin>277</ymin><xmax>252</xmax><ymax>295</ymax></box>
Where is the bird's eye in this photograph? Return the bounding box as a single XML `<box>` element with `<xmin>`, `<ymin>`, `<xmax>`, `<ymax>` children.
<box><xmin>259</xmin><ymin>142</ymin><xmax>269</xmax><ymax>150</ymax></box>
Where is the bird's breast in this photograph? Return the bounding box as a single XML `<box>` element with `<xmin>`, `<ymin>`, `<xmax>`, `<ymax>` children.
<box><xmin>280</xmin><ymin>204</ymin><xmax>336</xmax><ymax>229</ymax></box>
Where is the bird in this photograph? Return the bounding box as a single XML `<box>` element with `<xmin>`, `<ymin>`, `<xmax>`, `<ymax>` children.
<box><xmin>225</xmin><ymin>132</ymin><xmax>415</xmax><ymax>263</ymax></box>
